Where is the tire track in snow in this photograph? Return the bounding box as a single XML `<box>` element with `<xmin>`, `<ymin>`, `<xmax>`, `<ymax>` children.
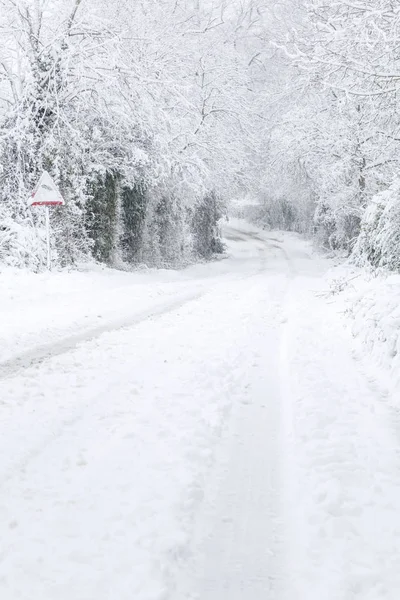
<box><xmin>173</xmin><ymin>275</ymin><xmax>293</xmax><ymax>599</ymax></box>
<box><xmin>0</xmin><ymin>290</ymin><xmax>207</xmax><ymax>380</ymax></box>
<box><xmin>0</xmin><ymin>232</ymin><xmax>282</xmax><ymax>381</ymax></box>
<box><xmin>172</xmin><ymin>236</ymin><xmax>320</xmax><ymax>600</ymax></box>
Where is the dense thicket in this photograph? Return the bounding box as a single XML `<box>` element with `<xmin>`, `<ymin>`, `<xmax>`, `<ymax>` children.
<box><xmin>258</xmin><ymin>0</ymin><xmax>400</xmax><ymax>269</ymax></box>
<box><xmin>0</xmin><ymin>0</ymin><xmax>266</xmax><ymax>270</ymax></box>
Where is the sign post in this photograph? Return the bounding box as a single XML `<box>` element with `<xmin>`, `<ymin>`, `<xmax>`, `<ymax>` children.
<box><xmin>45</xmin><ymin>205</ymin><xmax>51</xmax><ymax>270</ymax></box>
<box><xmin>28</xmin><ymin>171</ymin><xmax>65</xmax><ymax>270</ymax></box>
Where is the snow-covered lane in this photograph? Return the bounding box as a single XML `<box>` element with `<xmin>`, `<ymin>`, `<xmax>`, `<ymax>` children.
<box><xmin>175</xmin><ymin>301</ymin><xmax>286</xmax><ymax>600</ymax></box>
<box><xmin>176</xmin><ymin>230</ymin><xmax>400</xmax><ymax>600</ymax></box>
<box><xmin>1</xmin><ymin>225</ymin><xmax>400</xmax><ymax>600</ymax></box>
<box><xmin>0</xmin><ymin>228</ymin><xmax>287</xmax><ymax>600</ymax></box>
<box><xmin>0</xmin><ymin>224</ymin><xmax>268</xmax><ymax>367</ymax></box>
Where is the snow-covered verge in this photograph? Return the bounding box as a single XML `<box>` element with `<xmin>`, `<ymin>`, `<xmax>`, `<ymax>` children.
<box><xmin>0</xmin><ymin>265</ymin><xmax>192</xmax><ymax>364</ymax></box>
<box><xmin>283</xmin><ymin>274</ymin><xmax>400</xmax><ymax>600</ymax></box>
<box><xmin>0</xmin><ymin>219</ymin><xmax>279</xmax><ymax>368</ymax></box>
<box><xmin>325</xmin><ymin>264</ymin><xmax>400</xmax><ymax>397</ymax></box>
<box><xmin>0</xmin><ymin>246</ymin><xmax>243</xmax><ymax>367</ymax></box>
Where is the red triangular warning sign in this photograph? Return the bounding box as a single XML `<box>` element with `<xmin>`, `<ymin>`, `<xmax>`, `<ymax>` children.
<box><xmin>28</xmin><ymin>171</ymin><xmax>65</xmax><ymax>207</ymax></box>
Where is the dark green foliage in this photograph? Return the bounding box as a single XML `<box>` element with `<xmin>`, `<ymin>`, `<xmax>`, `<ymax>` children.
<box><xmin>120</xmin><ymin>184</ymin><xmax>147</xmax><ymax>264</ymax></box>
<box><xmin>137</xmin><ymin>193</ymin><xmax>186</xmax><ymax>267</ymax></box>
<box><xmin>262</xmin><ymin>197</ymin><xmax>297</xmax><ymax>231</ymax></box>
<box><xmin>155</xmin><ymin>195</ymin><xmax>185</xmax><ymax>265</ymax></box>
<box><xmin>192</xmin><ymin>193</ymin><xmax>224</xmax><ymax>259</ymax></box>
<box><xmin>85</xmin><ymin>173</ymin><xmax>120</xmax><ymax>264</ymax></box>
<box><xmin>53</xmin><ymin>200</ymin><xmax>91</xmax><ymax>267</ymax></box>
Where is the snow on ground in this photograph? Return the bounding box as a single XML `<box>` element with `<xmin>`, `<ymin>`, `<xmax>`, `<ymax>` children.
<box><xmin>0</xmin><ymin>275</ymin><xmax>275</xmax><ymax>600</ymax></box>
<box><xmin>282</xmin><ymin>273</ymin><xmax>400</xmax><ymax>600</ymax></box>
<box><xmin>0</xmin><ymin>225</ymin><xmax>257</xmax><ymax>367</ymax></box>
<box><xmin>1</xmin><ymin>222</ymin><xmax>400</xmax><ymax>599</ymax></box>
<box><xmin>328</xmin><ymin>266</ymin><xmax>400</xmax><ymax>397</ymax></box>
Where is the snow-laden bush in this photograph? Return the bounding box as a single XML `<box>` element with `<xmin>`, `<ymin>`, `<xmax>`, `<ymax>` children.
<box><xmin>353</xmin><ymin>182</ymin><xmax>400</xmax><ymax>271</ymax></box>
<box><xmin>0</xmin><ymin>218</ymin><xmax>45</xmax><ymax>271</ymax></box>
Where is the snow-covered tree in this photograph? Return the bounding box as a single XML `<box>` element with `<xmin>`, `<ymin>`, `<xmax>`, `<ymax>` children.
<box><xmin>256</xmin><ymin>0</ymin><xmax>400</xmax><ymax>262</ymax></box>
<box><xmin>0</xmin><ymin>0</ymin><xmax>268</xmax><ymax>269</ymax></box>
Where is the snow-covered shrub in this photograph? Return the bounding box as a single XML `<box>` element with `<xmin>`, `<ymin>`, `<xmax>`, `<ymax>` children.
<box><xmin>258</xmin><ymin>153</ymin><xmax>315</xmax><ymax>235</ymax></box>
<box><xmin>0</xmin><ymin>218</ymin><xmax>44</xmax><ymax>271</ymax></box>
<box><xmin>139</xmin><ymin>191</ymin><xmax>189</xmax><ymax>268</ymax></box>
<box><xmin>314</xmin><ymin>199</ymin><xmax>361</xmax><ymax>253</ymax></box>
<box><xmin>354</xmin><ymin>182</ymin><xmax>400</xmax><ymax>271</ymax></box>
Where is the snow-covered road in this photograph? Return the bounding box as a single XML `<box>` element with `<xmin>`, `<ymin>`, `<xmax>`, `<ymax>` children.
<box><xmin>1</xmin><ymin>222</ymin><xmax>400</xmax><ymax>599</ymax></box>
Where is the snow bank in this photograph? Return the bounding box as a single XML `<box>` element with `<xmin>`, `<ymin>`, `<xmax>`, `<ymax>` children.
<box><xmin>327</xmin><ymin>265</ymin><xmax>400</xmax><ymax>397</ymax></box>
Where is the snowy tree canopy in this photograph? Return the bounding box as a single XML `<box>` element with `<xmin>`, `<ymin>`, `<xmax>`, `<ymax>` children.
<box><xmin>2</xmin><ymin>0</ymin><xmax>400</xmax><ymax>270</ymax></box>
<box><xmin>259</xmin><ymin>0</ymin><xmax>400</xmax><ymax>265</ymax></box>
<box><xmin>0</xmin><ymin>0</ymin><xmax>269</xmax><ymax>269</ymax></box>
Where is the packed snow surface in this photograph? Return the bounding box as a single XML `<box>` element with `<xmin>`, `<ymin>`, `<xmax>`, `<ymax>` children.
<box><xmin>1</xmin><ymin>221</ymin><xmax>400</xmax><ymax>599</ymax></box>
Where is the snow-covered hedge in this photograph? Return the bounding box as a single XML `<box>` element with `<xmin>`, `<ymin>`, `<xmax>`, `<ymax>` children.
<box><xmin>340</xmin><ymin>270</ymin><xmax>400</xmax><ymax>395</ymax></box>
<box><xmin>353</xmin><ymin>182</ymin><xmax>400</xmax><ymax>271</ymax></box>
